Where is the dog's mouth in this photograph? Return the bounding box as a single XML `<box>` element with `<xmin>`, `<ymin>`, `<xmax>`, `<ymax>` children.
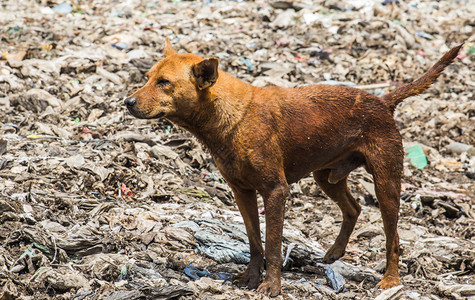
<box><xmin>126</xmin><ymin>106</ymin><xmax>166</xmax><ymax>119</ymax></box>
<box><xmin>154</xmin><ymin>111</ymin><xmax>165</xmax><ymax>119</ymax></box>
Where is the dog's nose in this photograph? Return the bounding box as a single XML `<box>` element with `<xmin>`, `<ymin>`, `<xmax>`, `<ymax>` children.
<box><xmin>124</xmin><ymin>97</ymin><xmax>136</xmax><ymax>107</ymax></box>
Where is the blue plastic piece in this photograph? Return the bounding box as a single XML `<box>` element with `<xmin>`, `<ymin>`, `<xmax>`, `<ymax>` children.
<box><xmin>325</xmin><ymin>265</ymin><xmax>346</xmax><ymax>292</ymax></box>
<box><xmin>239</xmin><ymin>58</ymin><xmax>254</xmax><ymax>72</ymax></box>
<box><xmin>184</xmin><ymin>264</ymin><xmax>232</xmax><ymax>281</ymax></box>
<box><xmin>184</xmin><ymin>264</ymin><xmax>210</xmax><ymax>280</ymax></box>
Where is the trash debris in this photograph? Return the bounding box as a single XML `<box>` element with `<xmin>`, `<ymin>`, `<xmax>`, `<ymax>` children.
<box><xmin>120</xmin><ymin>184</ymin><xmax>133</xmax><ymax>197</ymax></box>
<box><xmin>52</xmin><ymin>2</ymin><xmax>73</xmax><ymax>14</ymax></box>
<box><xmin>405</xmin><ymin>144</ymin><xmax>428</xmax><ymax>169</ymax></box>
<box><xmin>0</xmin><ymin>0</ymin><xmax>472</xmax><ymax>299</ymax></box>
<box><xmin>445</xmin><ymin>141</ymin><xmax>474</xmax><ymax>155</ymax></box>
<box><xmin>0</xmin><ymin>138</ymin><xmax>7</xmax><ymax>155</ymax></box>
<box><xmin>188</xmin><ymin>218</ymin><xmax>251</xmax><ymax>264</ymax></box>
<box><xmin>437</xmin><ymin>282</ymin><xmax>475</xmax><ymax>298</ymax></box>
<box><xmin>184</xmin><ymin>264</ymin><xmax>232</xmax><ymax>281</ymax></box>
<box><xmin>374</xmin><ymin>285</ymin><xmax>404</xmax><ymax>300</ymax></box>
<box><xmin>326</xmin><ymin>264</ymin><xmax>346</xmax><ymax>292</ymax></box>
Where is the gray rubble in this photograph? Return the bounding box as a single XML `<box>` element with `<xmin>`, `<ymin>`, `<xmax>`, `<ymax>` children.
<box><xmin>0</xmin><ymin>0</ymin><xmax>474</xmax><ymax>299</ymax></box>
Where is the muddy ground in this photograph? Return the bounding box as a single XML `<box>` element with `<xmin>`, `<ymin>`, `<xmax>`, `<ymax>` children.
<box><xmin>0</xmin><ymin>0</ymin><xmax>474</xmax><ymax>299</ymax></box>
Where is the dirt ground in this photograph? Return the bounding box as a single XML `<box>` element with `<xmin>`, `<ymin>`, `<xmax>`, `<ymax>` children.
<box><xmin>0</xmin><ymin>0</ymin><xmax>474</xmax><ymax>299</ymax></box>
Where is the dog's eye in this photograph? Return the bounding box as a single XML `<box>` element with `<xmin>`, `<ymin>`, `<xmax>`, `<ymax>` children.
<box><xmin>157</xmin><ymin>79</ymin><xmax>171</xmax><ymax>87</ymax></box>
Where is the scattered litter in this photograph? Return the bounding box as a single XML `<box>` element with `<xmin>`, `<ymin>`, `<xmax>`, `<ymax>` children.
<box><xmin>374</xmin><ymin>285</ymin><xmax>404</xmax><ymax>300</ymax></box>
<box><xmin>0</xmin><ymin>0</ymin><xmax>472</xmax><ymax>299</ymax></box>
<box><xmin>184</xmin><ymin>264</ymin><xmax>232</xmax><ymax>281</ymax></box>
<box><xmin>326</xmin><ymin>264</ymin><xmax>346</xmax><ymax>292</ymax></box>
<box><xmin>52</xmin><ymin>2</ymin><xmax>73</xmax><ymax>14</ymax></box>
<box><xmin>405</xmin><ymin>144</ymin><xmax>428</xmax><ymax>169</ymax></box>
<box><xmin>0</xmin><ymin>138</ymin><xmax>6</xmax><ymax>155</ymax></box>
<box><xmin>445</xmin><ymin>141</ymin><xmax>474</xmax><ymax>155</ymax></box>
<box><xmin>120</xmin><ymin>184</ymin><xmax>133</xmax><ymax>197</ymax></box>
<box><xmin>192</xmin><ymin>219</ymin><xmax>251</xmax><ymax>264</ymax></box>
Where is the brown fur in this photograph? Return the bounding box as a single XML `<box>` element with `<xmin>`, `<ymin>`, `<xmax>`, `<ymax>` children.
<box><xmin>125</xmin><ymin>39</ymin><xmax>462</xmax><ymax>296</ymax></box>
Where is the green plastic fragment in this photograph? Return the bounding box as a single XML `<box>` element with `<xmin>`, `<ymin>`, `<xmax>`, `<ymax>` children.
<box><xmin>405</xmin><ymin>144</ymin><xmax>428</xmax><ymax>169</ymax></box>
<box><xmin>31</xmin><ymin>242</ymin><xmax>50</xmax><ymax>254</ymax></box>
<box><xmin>468</xmin><ymin>46</ymin><xmax>475</xmax><ymax>56</ymax></box>
<box><xmin>120</xmin><ymin>265</ymin><xmax>127</xmax><ymax>276</ymax></box>
<box><xmin>19</xmin><ymin>243</ymin><xmax>50</xmax><ymax>260</ymax></box>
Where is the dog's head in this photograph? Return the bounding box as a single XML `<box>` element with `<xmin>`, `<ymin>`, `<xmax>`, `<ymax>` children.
<box><xmin>125</xmin><ymin>38</ymin><xmax>219</xmax><ymax>121</ymax></box>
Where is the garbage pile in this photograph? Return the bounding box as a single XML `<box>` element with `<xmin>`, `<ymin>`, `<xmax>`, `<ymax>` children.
<box><xmin>0</xmin><ymin>0</ymin><xmax>473</xmax><ymax>299</ymax></box>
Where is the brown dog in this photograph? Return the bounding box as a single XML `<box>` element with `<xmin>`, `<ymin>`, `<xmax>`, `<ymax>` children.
<box><xmin>125</xmin><ymin>39</ymin><xmax>462</xmax><ymax>296</ymax></box>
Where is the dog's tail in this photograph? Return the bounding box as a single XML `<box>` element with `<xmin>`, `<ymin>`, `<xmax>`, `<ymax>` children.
<box><xmin>381</xmin><ymin>43</ymin><xmax>464</xmax><ymax>113</ymax></box>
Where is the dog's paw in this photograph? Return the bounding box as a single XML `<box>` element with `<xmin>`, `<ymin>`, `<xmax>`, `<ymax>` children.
<box><xmin>257</xmin><ymin>278</ymin><xmax>281</xmax><ymax>297</ymax></box>
<box><xmin>323</xmin><ymin>244</ymin><xmax>346</xmax><ymax>263</ymax></box>
<box><xmin>376</xmin><ymin>276</ymin><xmax>401</xmax><ymax>289</ymax></box>
<box><xmin>233</xmin><ymin>267</ymin><xmax>261</xmax><ymax>290</ymax></box>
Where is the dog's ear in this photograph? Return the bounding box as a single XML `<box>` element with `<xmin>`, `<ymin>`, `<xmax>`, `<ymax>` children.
<box><xmin>193</xmin><ymin>57</ymin><xmax>219</xmax><ymax>90</ymax></box>
<box><xmin>164</xmin><ymin>38</ymin><xmax>177</xmax><ymax>57</ymax></box>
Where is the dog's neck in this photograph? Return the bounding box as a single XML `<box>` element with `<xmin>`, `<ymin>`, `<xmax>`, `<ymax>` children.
<box><xmin>178</xmin><ymin>71</ymin><xmax>254</xmax><ymax>154</ymax></box>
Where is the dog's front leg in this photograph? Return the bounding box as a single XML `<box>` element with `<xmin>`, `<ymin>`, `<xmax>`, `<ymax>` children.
<box><xmin>230</xmin><ymin>185</ymin><xmax>264</xmax><ymax>290</ymax></box>
<box><xmin>257</xmin><ymin>183</ymin><xmax>289</xmax><ymax>297</ymax></box>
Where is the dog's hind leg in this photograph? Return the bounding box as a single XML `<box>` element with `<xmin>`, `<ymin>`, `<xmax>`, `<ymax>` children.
<box><xmin>313</xmin><ymin>169</ymin><xmax>361</xmax><ymax>262</ymax></box>
<box><xmin>364</xmin><ymin>140</ymin><xmax>403</xmax><ymax>289</ymax></box>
